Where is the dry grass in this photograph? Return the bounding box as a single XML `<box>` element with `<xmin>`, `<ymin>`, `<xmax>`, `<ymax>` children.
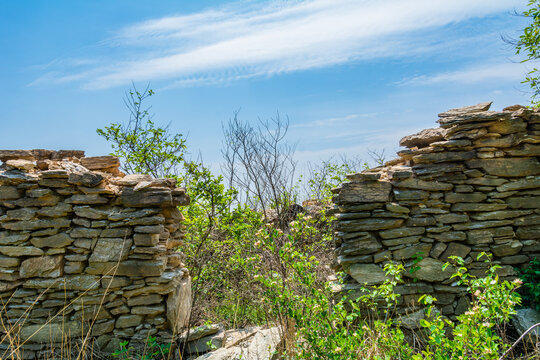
<box><xmin>0</xmin><ymin>240</ymin><xmax>181</xmax><ymax>360</ymax></box>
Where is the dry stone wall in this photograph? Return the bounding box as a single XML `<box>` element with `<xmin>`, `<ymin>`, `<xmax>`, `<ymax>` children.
<box><xmin>0</xmin><ymin>150</ymin><xmax>191</xmax><ymax>357</ymax></box>
<box><xmin>332</xmin><ymin>102</ymin><xmax>540</xmax><ymax>320</ymax></box>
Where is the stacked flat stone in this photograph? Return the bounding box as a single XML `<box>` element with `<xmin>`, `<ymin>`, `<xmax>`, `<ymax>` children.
<box><xmin>332</xmin><ymin>103</ymin><xmax>540</xmax><ymax>321</ymax></box>
<box><xmin>0</xmin><ymin>150</ymin><xmax>191</xmax><ymax>358</ymax></box>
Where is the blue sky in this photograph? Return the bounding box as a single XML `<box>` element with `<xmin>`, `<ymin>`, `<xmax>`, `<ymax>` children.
<box><xmin>0</xmin><ymin>0</ymin><xmax>531</xmax><ymax>168</ymax></box>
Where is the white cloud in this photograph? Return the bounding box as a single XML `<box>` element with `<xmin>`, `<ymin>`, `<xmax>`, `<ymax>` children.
<box><xmin>293</xmin><ymin>124</ymin><xmax>418</xmax><ymax>162</ymax></box>
<box><xmin>291</xmin><ymin>113</ymin><xmax>374</xmax><ymax>128</ymax></box>
<box><xmin>37</xmin><ymin>0</ymin><xmax>522</xmax><ymax>89</ymax></box>
<box><xmin>398</xmin><ymin>62</ymin><xmax>528</xmax><ymax>86</ymax></box>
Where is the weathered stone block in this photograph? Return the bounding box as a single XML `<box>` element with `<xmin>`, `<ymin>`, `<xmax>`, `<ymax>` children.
<box><xmin>453</xmin><ymin>220</ymin><xmax>513</xmax><ymax>230</ymax></box>
<box><xmin>0</xmin><ymin>186</ymin><xmax>21</xmax><ymax>200</ymax></box>
<box><xmin>507</xmin><ymin>143</ymin><xmax>540</xmax><ymax>156</ymax></box>
<box><xmin>0</xmin><ymin>246</ymin><xmax>44</xmax><ymax>257</ymax></box>
<box><xmin>379</xmin><ymin>227</ymin><xmax>425</xmax><ymax>239</ymax></box>
<box><xmin>488</xmin><ymin>118</ymin><xmax>527</xmax><ymax>134</ymax></box>
<box><xmin>3</xmin><ymin>218</ymin><xmax>71</xmax><ymax>231</ymax></box>
<box><xmin>133</xmin><ymin>233</ymin><xmax>160</xmax><ymax>246</ymax></box>
<box><xmin>337</xmin><ymin>218</ymin><xmax>403</xmax><ymax>232</ymax></box>
<box><xmin>381</xmin><ymin>235</ymin><xmax>421</xmax><ymax>247</ymax></box>
<box><xmin>440</xmin><ymin>243</ymin><xmax>471</xmax><ymax>261</ymax></box>
<box><xmin>100</xmin><ymin>228</ymin><xmax>132</xmax><ymax>238</ymax></box>
<box><xmin>393</xmin><ymin>189</ymin><xmax>429</xmax><ymax>201</ymax></box>
<box><xmin>172</xmin><ymin>188</ymin><xmax>191</xmax><ymax>206</ymax></box>
<box><xmin>0</xmin><ymin>232</ymin><xmax>30</xmax><ymax>245</ymax></box>
<box><xmin>23</xmin><ymin>275</ymin><xmax>100</xmax><ymax>290</ymax></box>
<box><xmin>115</xmin><ymin>314</ymin><xmax>143</xmax><ymax>328</ymax></box>
<box><xmin>407</xmin><ymin>216</ymin><xmax>436</xmax><ymax>227</ymax></box>
<box><xmin>413</xmin><ymin>151</ymin><xmax>475</xmax><ymax>164</ymax></box>
<box><xmin>127</xmin><ymin>294</ymin><xmax>162</xmax><ymax>307</ymax></box>
<box><xmin>70</xmin><ymin>227</ymin><xmax>101</xmax><ymax>238</ymax></box>
<box><xmin>430</xmin><ymin>242</ymin><xmax>447</xmax><ymax>258</ymax></box>
<box><xmin>347</xmin><ymin>263</ymin><xmax>388</xmax><ymax>285</ymax></box>
<box><xmin>491</xmin><ymin>241</ymin><xmax>523</xmax><ymax>257</ymax></box>
<box><xmin>514</xmin><ymin>214</ymin><xmax>540</xmax><ymax>226</ymax></box>
<box><xmin>474</xmin><ymin>134</ymin><xmax>520</xmax><ymax>148</ymax></box>
<box><xmin>497</xmin><ymin>176</ymin><xmax>540</xmax><ymax>192</ymax></box>
<box><xmin>430</xmin><ymin>231</ymin><xmax>466</xmax><ymax>242</ymax></box>
<box><xmin>445</xmin><ymin>192</ymin><xmax>486</xmax><ymax>203</ymax></box>
<box><xmin>467</xmin><ymin>158</ymin><xmax>540</xmax><ymax>177</ymax></box>
<box><xmin>131</xmin><ymin>305</ymin><xmax>165</xmax><ymax>316</ymax></box>
<box><xmin>89</xmin><ymin>238</ymin><xmax>132</xmax><ymax>262</ymax></box>
<box><xmin>516</xmin><ymin>225</ymin><xmax>540</xmax><ymax>240</ymax></box>
<box><xmin>30</xmin><ymin>233</ymin><xmax>73</xmax><ymax>248</ymax></box>
<box><xmin>438</xmin><ymin>102</ymin><xmax>492</xmax><ymax>119</ymax></box>
<box><xmin>393</xmin><ymin>243</ymin><xmax>432</xmax><ymax>260</ymax></box>
<box><xmin>15</xmin><ymin>194</ymin><xmax>60</xmax><ymax>207</ymax></box>
<box><xmin>338</xmin><ymin>234</ymin><xmax>382</xmax><ymax>256</ymax></box>
<box><xmin>20</xmin><ymin>255</ymin><xmax>63</xmax><ymax>278</ymax></box>
<box><xmin>451</xmin><ymin>203</ymin><xmax>507</xmax><ymax>212</ymax></box>
<box><xmin>80</xmin><ymin>156</ymin><xmax>120</xmax><ymax>170</ymax></box>
<box><xmin>73</xmin><ymin>206</ymin><xmax>109</xmax><ymax>219</ymax></box>
<box><xmin>466</xmin><ymin>226</ymin><xmax>514</xmax><ymax>245</ymax></box>
<box><xmin>68</xmin><ymin>171</ymin><xmax>103</xmax><ymax>187</ymax></box>
<box><xmin>465</xmin><ymin>176</ymin><xmax>507</xmax><ymax>186</ymax></box>
<box><xmin>127</xmin><ymin>215</ymin><xmax>165</xmax><ymax>226</ymax></box>
<box><xmin>393</xmin><ymin>178</ymin><xmax>453</xmax><ymax>191</ymax></box>
<box><xmin>400</xmin><ymin>128</ymin><xmax>446</xmax><ymax>148</ymax></box>
<box><xmin>86</xmin><ymin>259</ymin><xmax>166</xmax><ymax>277</ymax></box>
<box><xmin>66</xmin><ymin>194</ymin><xmax>109</xmax><ymax>204</ymax></box>
<box><xmin>0</xmin><ymin>255</ymin><xmax>20</xmax><ymax>267</ymax></box>
<box><xmin>20</xmin><ymin>321</ymin><xmax>81</xmax><ymax>343</ymax></box>
<box><xmin>36</xmin><ymin>203</ymin><xmax>72</xmax><ymax>217</ymax></box>
<box><xmin>120</xmin><ymin>188</ymin><xmax>173</xmax><ymax>208</ymax></box>
<box><xmin>405</xmin><ymin>258</ymin><xmax>454</xmax><ymax>282</ymax></box>
<box><xmin>134</xmin><ymin>224</ymin><xmax>164</xmax><ymax>234</ymax></box>
<box><xmin>0</xmin><ymin>149</ymin><xmax>35</xmax><ymax>161</ymax></box>
<box><xmin>506</xmin><ymin>196</ymin><xmax>540</xmax><ymax>209</ymax></box>
<box><xmin>336</xmin><ymin>181</ymin><xmax>392</xmax><ymax>204</ymax></box>
<box><xmin>434</xmin><ymin>213</ymin><xmax>470</xmax><ymax>224</ymax></box>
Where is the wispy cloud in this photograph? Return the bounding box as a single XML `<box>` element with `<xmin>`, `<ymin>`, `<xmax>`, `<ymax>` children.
<box><xmin>294</xmin><ymin>127</ymin><xmax>409</xmax><ymax>162</ymax></box>
<box><xmin>292</xmin><ymin>113</ymin><xmax>377</xmax><ymax>128</ymax></box>
<box><xmin>35</xmin><ymin>0</ymin><xmax>522</xmax><ymax>89</ymax></box>
<box><xmin>397</xmin><ymin>62</ymin><xmax>528</xmax><ymax>86</ymax></box>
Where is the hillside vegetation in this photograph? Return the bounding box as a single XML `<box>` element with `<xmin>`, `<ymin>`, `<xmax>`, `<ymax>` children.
<box><xmin>93</xmin><ymin>86</ymin><xmax>539</xmax><ymax>360</ymax></box>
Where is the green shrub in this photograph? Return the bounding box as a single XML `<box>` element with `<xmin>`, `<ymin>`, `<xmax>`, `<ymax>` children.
<box><xmin>415</xmin><ymin>255</ymin><xmax>521</xmax><ymax>360</ymax></box>
<box><xmin>112</xmin><ymin>336</ymin><xmax>170</xmax><ymax>360</ymax></box>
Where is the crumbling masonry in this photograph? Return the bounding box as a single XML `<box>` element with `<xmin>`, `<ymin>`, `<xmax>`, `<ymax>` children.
<box><xmin>0</xmin><ymin>150</ymin><xmax>191</xmax><ymax>358</ymax></box>
<box><xmin>333</xmin><ymin>103</ymin><xmax>540</xmax><ymax>323</ymax></box>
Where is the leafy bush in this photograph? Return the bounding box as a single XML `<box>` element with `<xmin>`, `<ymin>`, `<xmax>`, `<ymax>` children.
<box><xmin>416</xmin><ymin>255</ymin><xmax>521</xmax><ymax>360</ymax></box>
<box><xmin>515</xmin><ymin>0</ymin><xmax>540</xmax><ymax>105</ymax></box>
<box><xmin>250</xmin><ymin>218</ymin><xmax>412</xmax><ymax>359</ymax></box>
<box><xmin>96</xmin><ymin>85</ymin><xmax>186</xmax><ymax>177</ymax></box>
<box><xmin>112</xmin><ymin>336</ymin><xmax>170</xmax><ymax>360</ymax></box>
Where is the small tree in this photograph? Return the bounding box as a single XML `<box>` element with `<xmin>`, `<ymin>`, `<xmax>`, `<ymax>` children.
<box><xmin>96</xmin><ymin>83</ymin><xmax>186</xmax><ymax>178</ymax></box>
<box><xmin>516</xmin><ymin>0</ymin><xmax>540</xmax><ymax>105</ymax></box>
<box><xmin>222</xmin><ymin>111</ymin><xmax>297</xmax><ymax>225</ymax></box>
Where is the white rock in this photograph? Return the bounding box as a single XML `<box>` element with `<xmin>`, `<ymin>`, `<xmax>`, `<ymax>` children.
<box><xmin>195</xmin><ymin>327</ymin><xmax>282</xmax><ymax>360</ymax></box>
